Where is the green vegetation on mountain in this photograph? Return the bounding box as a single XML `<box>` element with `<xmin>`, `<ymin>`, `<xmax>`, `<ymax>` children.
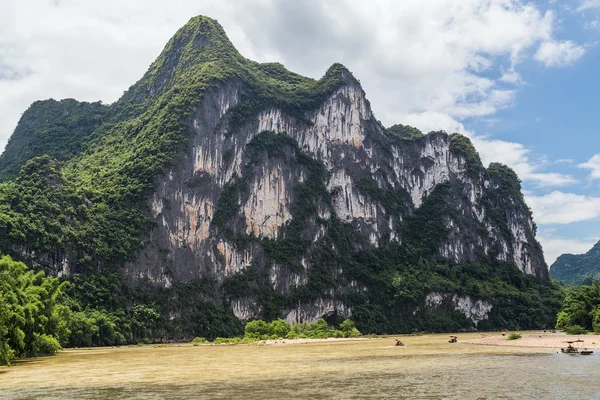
<box><xmin>551</xmin><ymin>241</ymin><xmax>600</xmax><ymax>285</ymax></box>
<box><xmin>385</xmin><ymin>124</ymin><xmax>424</xmax><ymax>140</ymax></box>
<box><xmin>449</xmin><ymin>133</ymin><xmax>483</xmax><ymax>178</ymax></box>
<box><xmin>0</xmin><ymin>99</ymin><xmax>108</xmax><ymax>182</ymax></box>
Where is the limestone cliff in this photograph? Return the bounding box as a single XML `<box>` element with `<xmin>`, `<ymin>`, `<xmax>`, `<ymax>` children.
<box><xmin>122</xmin><ymin>20</ymin><xmax>547</xmax><ymax>326</ymax></box>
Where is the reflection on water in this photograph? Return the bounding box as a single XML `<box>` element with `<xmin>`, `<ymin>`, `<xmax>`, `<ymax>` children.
<box><xmin>1</xmin><ymin>332</ymin><xmax>599</xmax><ymax>399</ymax></box>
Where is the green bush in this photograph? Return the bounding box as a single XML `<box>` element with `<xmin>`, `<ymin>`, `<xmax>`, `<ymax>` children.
<box><xmin>564</xmin><ymin>325</ymin><xmax>588</xmax><ymax>335</ymax></box>
<box><xmin>507</xmin><ymin>332</ymin><xmax>521</xmax><ymax>340</ymax></box>
<box><xmin>214</xmin><ymin>337</ymin><xmax>242</xmax><ymax>344</ymax></box>
<box><xmin>190</xmin><ymin>337</ymin><xmax>209</xmax><ymax>345</ymax></box>
<box><xmin>33</xmin><ymin>334</ymin><xmax>62</xmax><ymax>356</ymax></box>
<box><xmin>270</xmin><ymin>319</ymin><xmax>291</xmax><ymax>338</ymax></box>
<box><xmin>340</xmin><ymin>319</ymin><xmax>361</xmax><ymax>338</ymax></box>
<box><xmin>285</xmin><ymin>330</ymin><xmax>299</xmax><ymax>339</ymax></box>
<box><xmin>244</xmin><ymin>320</ymin><xmax>272</xmax><ymax>340</ymax></box>
<box><xmin>243</xmin><ymin>318</ymin><xmax>362</xmax><ymax>340</ymax></box>
<box><xmin>0</xmin><ymin>255</ymin><xmax>68</xmax><ymax>365</ymax></box>
<box><xmin>304</xmin><ymin>319</ymin><xmax>330</xmax><ymax>338</ymax></box>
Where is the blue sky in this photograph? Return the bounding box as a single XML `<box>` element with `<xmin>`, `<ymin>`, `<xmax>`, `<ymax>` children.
<box><xmin>0</xmin><ymin>0</ymin><xmax>599</xmax><ymax>266</ymax></box>
<box><xmin>462</xmin><ymin>0</ymin><xmax>600</xmax><ymax>263</ymax></box>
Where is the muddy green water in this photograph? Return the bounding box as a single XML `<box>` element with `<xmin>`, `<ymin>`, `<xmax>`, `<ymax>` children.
<box><xmin>1</xmin><ymin>332</ymin><xmax>599</xmax><ymax>399</ymax></box>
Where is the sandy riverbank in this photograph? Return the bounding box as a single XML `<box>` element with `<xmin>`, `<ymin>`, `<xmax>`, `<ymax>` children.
<box><xmin>265</xmin><ymin>332</ymin><xmax>600</xmax><ymax>349</ymax></box>
<box><xmin>263</xmin><ymin>337</ymin><xmax>373</xmax><ymax>345</ymax></box>
<box><xmin>463</xmin><ymin>331</ymin><xmax>600</xmax><ymax>349</ymax></box>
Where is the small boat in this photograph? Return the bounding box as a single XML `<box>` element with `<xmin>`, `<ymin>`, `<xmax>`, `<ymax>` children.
<box><xmin>560</xmin><ymin>346</ymin><xmax>579</xmax><ymax>354</ymax></box>
<box><xmin>560</xmin><ymin>341</ymin><xmax>594</xmax><ymax>355</ymax></box>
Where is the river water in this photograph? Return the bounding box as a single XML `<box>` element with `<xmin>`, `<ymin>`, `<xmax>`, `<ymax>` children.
<box><xmin>1</xmin><ymin>332</ymin><xmax>599</xmax><ymax>399</ymax></box>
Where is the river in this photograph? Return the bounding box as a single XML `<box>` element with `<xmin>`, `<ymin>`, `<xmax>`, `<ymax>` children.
<box><xmin>1</xmin><ymin>332</ymin><xmax>599</xmax><ymax>399</ymax></box>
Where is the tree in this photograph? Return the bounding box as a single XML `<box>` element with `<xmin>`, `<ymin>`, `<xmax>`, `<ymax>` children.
<box><xmin>0</xmin><ymin>255</ymin><xmax>67</xmax><ymax>365</ymax></box>
<box><xmin>556</xmin><ymin>281</ymin><xmax>600</xmax><ymax>333</ymax></box>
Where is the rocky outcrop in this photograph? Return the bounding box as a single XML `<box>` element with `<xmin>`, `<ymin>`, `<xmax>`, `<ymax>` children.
<box><xmin>425</xmin><ymin>292</ymin><xmax>493</xmax><ymax>326</ymax></box>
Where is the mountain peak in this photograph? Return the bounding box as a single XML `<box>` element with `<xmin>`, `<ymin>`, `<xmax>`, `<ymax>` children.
<box><xmin>588</xmin><ymin>240</ymin><xmax>600</xmax><ymax>256</ymax></box>
<box><xmin>171</xmin><ymin>15</ymin><xmax>235</xmax><ymax>53</ymax></box>
<box><xmin>325</xmin><ymin>63</ymin><xmax>360</xmax><ymax>86</ymax></box>
<box><xmin>551</xmin><ymin>240</ymin><xmax>600</xmax><ymax>284</ymax></box>
<box><xmin>119</xmin><ymin>15</ymin><xmax>242</xmax><ymax>105</ymax></box>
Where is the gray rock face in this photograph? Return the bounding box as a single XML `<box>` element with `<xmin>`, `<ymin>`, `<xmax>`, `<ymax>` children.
<box><xmin>125</xmin><ymin>73</ymin><xmax>547</xmax><ymax>322</ymax></box>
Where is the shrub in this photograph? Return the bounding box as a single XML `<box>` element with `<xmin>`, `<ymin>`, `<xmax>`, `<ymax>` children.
<box><xmin>33</xmin><ymin>334</ymin><xmax>62</xmax><ymax>356</ymax></box>
<box><xmin>339</xmin><ymin>319</ymin><xmax>361</xmax><ymax>338</ymax></box>
<box><xmin>564</xmin><ymin>325</ymin><xmax>588</xmax><ymax>335</ymax></box>
<box><xmin>190</xmin><ymin>337</ymin><xmax>209</xmax><ymax>345</ymax></box>
<box><xmin>214</xmin><ymin>337</ymin><xmax>242</xmax><ymax>344</ymax></box>
<box><xmin>269</xmin><ymin>319</ymin><xmax>291</xmax><ymax>338</ymax></box>
<box><xmin>331</xmin><ymin>330</ymin><xmax>344</xmax><ymax>338</ymax></box>
<box><xmin>304</xmin><ymin>318</ymin><xmax>330</xmax><ymax>338</ymax></box>
<box><xmin>244</xmin><ymin>320</ymin><xmax>272</xmax><ymax>340</ymax></box>
<box><xmin>507</xmin><ymin>332</ymin><xmax>521</xmax><ymax>340</ymax></box>
<box><xmin>285</xmin><ymin>330</ymin><xmax>299</xmax><ymax>339</ymax></box>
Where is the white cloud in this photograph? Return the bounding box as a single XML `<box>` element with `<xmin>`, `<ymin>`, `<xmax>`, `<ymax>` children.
<box><xmin>579</xmin><ymin>153</ymin><xmax>600</xmax><ymax>179</ymax></box>
<box><xmin>578</xmin><ymin>0</ymin><xmax>600</xmax><ymax>12</ymax></box>
<box><xmin>499</xmin><ymin>67</ymin><xmax>523</xmax><ymax>84</ymax></box>
<box><xmin>537</xmin><ymin>234</ymin><xmax>598</xmax><ymax>266</ymax></box>
<box><xmin>534</xmin><ymin>40</ymin><xmax>586</xmax><ymax>67</ymax></box>
<box><xmin>526</xmin><ymin>191</ymin><xmax>600</xmax><ymax>224</ymax></box>
<box><xmin>0</xmin><ymin>0</ymin><xmax>582</xmax><ymax>156</ymax></box>
<box><xmin>471</xmin><ymin>136</ymin><xmax>577</xmax><ymax>187</ymax></box>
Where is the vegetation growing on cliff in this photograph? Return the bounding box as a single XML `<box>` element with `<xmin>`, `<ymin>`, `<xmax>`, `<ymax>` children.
<box><xmin>385</xmin><ymin>124</ymin><xmax>424</xmax><ymax>140</ymax></box>
<box><xmin>0</xmin><ymin>99</ymin><xmax>108</xmax><ymax>182</ymax></box>
<box><xmin>551</xmin><ymin>241</ymin><xmax>600</xmax><ymax>285</ymax></box>
<box><xmin>449</xmin><ymin>133</ymin><xmax>483</xmax><ymax>179</ymax></box>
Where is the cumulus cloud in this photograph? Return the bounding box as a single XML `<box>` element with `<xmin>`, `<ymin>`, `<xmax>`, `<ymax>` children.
<box><xmin>471</xmin><ymin>136</ymin><xmax>577</xmax><ymax>187</ymax></box>
<box><xmin>579</xmin><ymin>153</ymin><xmax>600</xmax><ymax>179</ymax></box>
<box><xmin>525</xmin><ymin>191</ymin><xmax>600</xmax><ymax>224</ymax></box>
<box><xmin>0</xmin><ymin>0</ymin><xmax>584</xmax><ymax>158</ymax></box>
<box><xmin>534</xmin><ymin>40</ymin><xmax>586</xmax><ymax>67</ymax></box>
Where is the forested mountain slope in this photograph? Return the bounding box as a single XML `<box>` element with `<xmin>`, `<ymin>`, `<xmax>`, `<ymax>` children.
<box><xmin>551</xmin><ymin>241</ymin><xmax>600</xmax><ymax>285</ymax></box>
